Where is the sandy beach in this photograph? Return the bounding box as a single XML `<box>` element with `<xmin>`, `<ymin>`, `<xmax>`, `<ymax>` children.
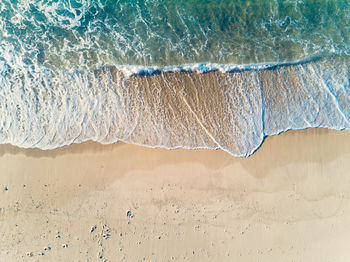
<box><xmin>1</xmin><ymin>128</ymin><xmax>350</xmax><ymax>261</ymax></box>
<box><xmin>1</xmin><ymin>1</ymin><xmax>349</xmax><ymax>261</ymax></box>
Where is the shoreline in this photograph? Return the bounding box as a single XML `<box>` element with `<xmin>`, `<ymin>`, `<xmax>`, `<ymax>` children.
<box><xmin>2</xmin><ymin>56</ymin><xmax>349</xmax><ymax>157</ymax></box>
<box><xmin>0</xmin><ymin>126</ymin><xmax>348</xmax><ymax>159</ymax></box>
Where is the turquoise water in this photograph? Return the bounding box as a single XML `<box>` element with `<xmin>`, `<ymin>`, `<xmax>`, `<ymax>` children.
<box><xmin>0</xmin><ymin>0</ymin><xmax>349</xmax><ymax>156</ymax></box>
<box><xmin>1</xmin><ymin>0</ymin><xmax>349</xmax><ymax>70</ymax></box>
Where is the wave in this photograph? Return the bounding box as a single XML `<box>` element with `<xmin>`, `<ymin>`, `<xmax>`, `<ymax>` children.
<box><xmin>0</xmin><ymin>55</ymin><xmax>349</xmax><ymax>156</ymax></box>
<box><xmin>115</xmin><ymin>57</ymin><xmax>323</xmax><ymax>77</ymax></box>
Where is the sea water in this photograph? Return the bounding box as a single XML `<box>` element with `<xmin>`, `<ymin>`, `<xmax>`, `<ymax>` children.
<box><xmin>0</xmin><ymin>0</ymin><xmax>349</xmax><ymax>156</ymax></box>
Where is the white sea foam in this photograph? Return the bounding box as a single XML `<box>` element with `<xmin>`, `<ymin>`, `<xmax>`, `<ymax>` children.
<box><xmin>0</xmin><ymin>0</ymin><xmax>349</xmax><ymax>156</ymax></box>
<box><xmin>0</xmin><ymin>56</ymin><xmax>349</xmax><ymax>156</ymax></box>
<box><xmin>115</xmin><ymin>61</ymin><xmax>291</xmax><ymax>77</ymax></box>
<box><xmin>1</xmin><ymin>0</ymin><xmax>348</xmax><ymax>74</ymax></box>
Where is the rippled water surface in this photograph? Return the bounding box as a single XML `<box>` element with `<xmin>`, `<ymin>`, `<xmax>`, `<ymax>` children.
<box><xmin>0</xmin><ymin>0</ymin><xmax>349</xmax><ymax>156</ymax></box>
<box><xmin>1</xmin><ymin>0</ymin><xmax>349</xmax><ymax>70</ymax></box>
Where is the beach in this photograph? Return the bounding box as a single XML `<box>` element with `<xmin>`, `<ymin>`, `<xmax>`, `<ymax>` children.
<box><xmin>1</xmin><ymin>128</ymin><xmax>350</xmax><ymax>261</ymax></box>
<box><xmin>1</xmin><ymin>0</ymin><xmax>350</xmax><ymax>261</ymax></box>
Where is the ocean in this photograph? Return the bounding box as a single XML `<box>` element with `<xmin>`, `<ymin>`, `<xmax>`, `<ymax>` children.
<box><xmin>0</xmin><ymin>0</ymin><xmax>349</xmax><ymax>156</ymax></box>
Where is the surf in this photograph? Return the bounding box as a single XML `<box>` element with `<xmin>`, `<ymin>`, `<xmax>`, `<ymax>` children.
<box><xmin>0</xmin><ymin>56</ymin><xmax>348</xmax><ymax>156</ymax></box>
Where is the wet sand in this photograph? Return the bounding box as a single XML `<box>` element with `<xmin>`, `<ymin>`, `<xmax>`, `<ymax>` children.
<box><xmin>1</xmin><ymin>128</ymin><xmax>350</xmax><ymax>261</ymax></box>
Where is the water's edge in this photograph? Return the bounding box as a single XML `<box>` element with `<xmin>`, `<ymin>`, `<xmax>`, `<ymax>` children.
<box><xmin>0</xmin><ymin>55</ymin><xmax>349</xmax><ymax>157</ymax></box>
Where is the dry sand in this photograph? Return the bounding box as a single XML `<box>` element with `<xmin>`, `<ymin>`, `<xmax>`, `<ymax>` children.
<box><xmin>1</xmin><ymin>128</ymin><xmax>350</xmax><ymax>261</ymax></box>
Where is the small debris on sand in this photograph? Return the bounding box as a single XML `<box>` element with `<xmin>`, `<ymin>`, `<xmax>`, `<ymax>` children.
<box><xmin>91</xmin><ymin>225</ymin><xmax>97</xmax><ymax>233</ymax></box>
<box><xmin>43</xmin><ymin>246</ymin><xmax>51</xmax><ymax>251</ymax></box>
